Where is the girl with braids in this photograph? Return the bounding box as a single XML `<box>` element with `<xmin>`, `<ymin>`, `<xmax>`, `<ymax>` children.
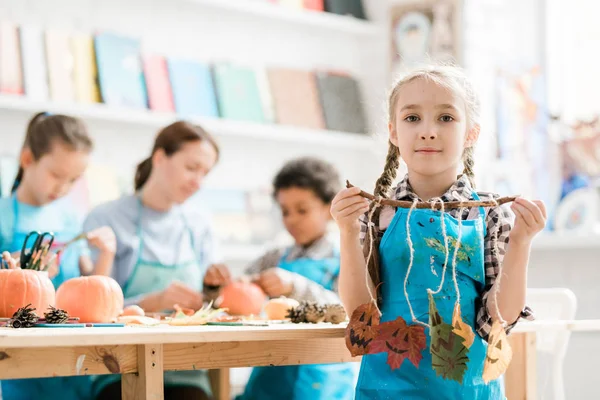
<box><xmin>331</xmin><ymin>65</ymin><xmax>544</xmax><ymax>399</ymax></box>
<box><xmin>0</xmin><ymin>111</ymin><xmax>116</xmax><ymax>400</ymax></box>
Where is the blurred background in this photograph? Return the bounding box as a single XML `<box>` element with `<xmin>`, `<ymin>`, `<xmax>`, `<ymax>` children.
<box><xmin>0</xmin><ymin>0</ymin><xmax>597</xmax><ymax>398</ymax></box>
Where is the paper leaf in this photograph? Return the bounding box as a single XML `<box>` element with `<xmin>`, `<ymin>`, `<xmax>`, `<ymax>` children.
<box><xmin>345</xmin><ymin>302</ymin><xmax>381</xmax><ymax>356</ymax></box>
<box><xmin>482</xmin><ymin>320</ymin><xmax>513</xmax><ymax>383</ymax></box>
<box><xmin>370</xmin><ymin>316</ymin><xmax>427</xmax><ymax>370</ymax></box>
<box><xmin>452</xmin><ymin>304</ymin><xmax>475</xmax><ymax>349</ymax></box>
<box><xmin>429</xmin><ymin>292</ymin><xmax>470</xmax><ymax>383</ymax></box>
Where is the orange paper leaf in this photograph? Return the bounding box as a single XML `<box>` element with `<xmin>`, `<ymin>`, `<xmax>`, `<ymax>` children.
<box><xmin>452</xmin><ymin>304</ymin><xmax>475</xmax><ymax>349</ymax></box>
<box><xmin>345</xmin><ymin>302</ymin><xmax>381</xmax><ymax>357</ymax></box>
<box><xmin>482</xmin><ymin>320</ymin><xmax>513</xmax><ymax>383</ymax></box>
<box><xmin>370</xmin><ymin>316</ymin><xmax>427</xmax><ymax>370</ymax></box>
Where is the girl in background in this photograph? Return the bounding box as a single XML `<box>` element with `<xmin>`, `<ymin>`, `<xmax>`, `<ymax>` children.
<box><xmin>0</xmin><ymin>111</ymin><xmax>116</xmax><ymax>400</ymax></box>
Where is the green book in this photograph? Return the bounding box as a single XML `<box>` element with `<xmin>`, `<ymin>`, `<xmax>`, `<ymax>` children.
<box><xmin>213</xmin><ymin>64</ymin><xmax>265</xmax><ymax>123</ymax></box>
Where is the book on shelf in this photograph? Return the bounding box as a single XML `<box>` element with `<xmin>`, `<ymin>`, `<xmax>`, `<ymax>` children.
<box><xmin>167</xmin><ymin>58</ymin><xmax>219</xmax><ymax>118</ymax></box>
<box><xmin>19</xmin><ymin>24</ymin><xmax>49</xmax><ymax>101</ymax></box>
<box><xmin>0</xmin><ymin>21</ymin><xmax>24</xmax><ymax>95</ymax></box>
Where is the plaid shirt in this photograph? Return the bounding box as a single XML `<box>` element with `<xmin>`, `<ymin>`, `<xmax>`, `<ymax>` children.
<box><xmin>245</xmin><ymin>235</ymin><xmax>341</xmax><ymax>304</ymax></box>
<box><xmin>359</xmin><ymin>174</ymin><xmax>533</xmax><ymax>340</ymax></box>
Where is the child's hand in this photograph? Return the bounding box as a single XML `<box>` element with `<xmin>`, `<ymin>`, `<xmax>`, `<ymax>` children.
<box><xmin>2</xmin><ymin>251</ymin><xmax>18</xmax><ymax>269</ymax></box>
<box><xmin>255</xmin><ymin>268</ymin><xmax>294</xmax><ymax>298</ymax></box>
<box><xmin>509</xmin><ymin>198</ymin><xmax>547</xmax><ymax>245</ymax></box>
<box><xmin>330</xmin><ymin>187</ymin><xmax>370</xmax><ymax>235</ymax></box>
<box><xmin>86</xmin><ymin>227</ymin><xmax>116</xmax><ymax>255</ymax></box>
<box><xmin>204</xmin><ymin>263</ymin><xmax>232</xmax><ymax>287</ymax></box>
<box><xmin>43</xmin><ymin>252</ymin><xmax>59</xmax><ymax>278</ymax></box>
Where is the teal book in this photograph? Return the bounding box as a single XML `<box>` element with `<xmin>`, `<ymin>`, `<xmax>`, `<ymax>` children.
<box><xmin>212</xmin><ymin>64</ymin><xmax>265</xmax><ymax>123</ymax></box>
<box><xmin>167</xmin><ymin>58</ymin><xmax>218</xmax><ymax>118</ymax></box>
<box><xmin>94</xmin><ymin>32</ymin><xmax>147</xmax><ymax>109</ymax></box>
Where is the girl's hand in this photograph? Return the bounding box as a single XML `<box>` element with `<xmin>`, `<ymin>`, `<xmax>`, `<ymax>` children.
<box><xmin>330</xmin><ymin>187</ymin><xmax>370</xmax><ymax>236</ymax></box>
<box><xmin>87</xmin><ymin>227</ymin><xmax>117</xmax><ymax>255</ymax></box>
<box><xmin>255</xmin><ymin>268</ymin><xmax>294</xmax><ymax>298</ymax></box>
<box><xmin>509</xmin><ymin>198</ymin><xmax>547</xmax><ymax>246</ymax></box>
<box><xmin>43</xmin><ymin>252</ymin><xmax>59</xmax><ymax>278</ymax></box>
<box><xmin>2</xmin><ymin>251</ymin><xmax>18</xmax><ymax>269</ymax></box>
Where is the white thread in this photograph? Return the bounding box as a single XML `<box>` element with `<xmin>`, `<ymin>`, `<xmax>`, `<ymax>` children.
<box><xmin>431</xmin><ymin>198</ymin><xmax>450</xmax><ymax>295</ymax></box>
<box><xmin>404</xmin><ymin>198</ymin><xmax>429</xmax><ymax>328</ymax></box>
<box><xmin>451</xmin><ymin>207</ymin><xmax>465</xmax><ymax>306</ymax></box>
<box><xmin>485</xmin><ymin>198</ymin><xmax>506</xmax><ymax>326</ymax></box>
<box><xmin>365</xmin><ymin>197</ymin><xmax>383</xmax><ymax>316</ymax></box>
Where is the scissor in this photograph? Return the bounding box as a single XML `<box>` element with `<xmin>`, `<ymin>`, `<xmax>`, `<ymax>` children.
<box><xmin>20</xmin><ymin>231</ymin><xmax>55</xmax><ymax>270</ymax></box>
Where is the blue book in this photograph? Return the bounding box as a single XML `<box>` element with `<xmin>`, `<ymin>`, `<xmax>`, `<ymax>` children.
<box><xmin>94</xmin><ymin>32</ymin><xmax>147</xmax><ymax>109</ymax></box>
<box><xmin>167</xmin><ymin>59</ymin><xmax>219</xmax><ymax>118</ymax></box>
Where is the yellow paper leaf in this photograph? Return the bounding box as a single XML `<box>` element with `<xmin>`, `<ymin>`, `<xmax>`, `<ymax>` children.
<box><xmin>452</xmin><ymin>304</ymin><xmax>475</xmax><ymax>349</ymax></box>
<box><xmin>482</xmin><ymin>320</ymin><xmax>513</xmax><ymax>383</ymax></box>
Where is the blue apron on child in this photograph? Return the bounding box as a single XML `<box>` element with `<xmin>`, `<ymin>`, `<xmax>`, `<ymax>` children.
<box><xmin>1</xmin><ymin>196</ymin><xmax>92</xmax><ymax>400</ymax></box>
<box><xmin>239</xmin><ymin>246</ymin><xmax>357</xmax><ymax>400</ymax></box>
<box><xmin>91</xmin><ymin>197</ymin><xmax>212</xmax><ymax>398</ymax></box>
<box><xmin>355</xmin><ymin>192</ymin><xmax>505</xmax><ymax>400</ymax></box>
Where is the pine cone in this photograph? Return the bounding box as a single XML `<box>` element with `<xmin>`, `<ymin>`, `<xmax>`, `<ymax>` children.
<box><xmin>44</xmin><ymin>306</ymin><xmax>69</xmax><ymax>324</ymax></box>
<box><xmin>303</xmin><ymin>301</ymin><xmax>326</xmax><ymax>324</ymax></box>
<box><xmin>323</xmin><ymin>304</ymin><xmax>347</xmax><ymax>324</ymax></box>
<box><xmin>286</xmin><ymin>305</ymin><xmax>306</xmax><ymax>324</ymax></box>
<box><xmin>11</xmin><ymin>304</ymin><xmax>39</xmax><ymax>328</ymax></box>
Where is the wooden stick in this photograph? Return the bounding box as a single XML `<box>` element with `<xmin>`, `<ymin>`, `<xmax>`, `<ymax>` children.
<box><xmin>346</xmin><ymin>181</ymin><xmax>518</xmax><ymax>209</ymax></box>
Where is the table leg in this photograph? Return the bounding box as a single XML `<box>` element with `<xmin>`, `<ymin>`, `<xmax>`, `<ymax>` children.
<box><xmin>122</xmin><ymin>344</ymin><xmax>164</xmax><ymax>400</ymax></box>
<box><xmin>209</xmin><ymin>368</ymin><xmax>231</xmax><ymax>400</ymax></box>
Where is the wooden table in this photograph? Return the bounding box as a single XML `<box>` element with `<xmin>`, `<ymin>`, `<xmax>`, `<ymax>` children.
<box><xmin>0</xmin><ymin>323</ymin><xmax>357</xmax><ymax>400</ymax></box>
<box><xmin>1</xmin><ymin>320</ymin><xmax>598</xmax><ymax>400</ymax></box>
<box><xmin>506</xmin><ymin>319</ymin><xmax>600</xmax><ymax>400</ymax></box>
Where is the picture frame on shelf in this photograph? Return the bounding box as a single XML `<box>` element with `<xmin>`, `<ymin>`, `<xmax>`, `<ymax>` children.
<box><xmin>388</xmin><ymin>0</ymin><xmax>461</xmax><ymax>81</ymax></box>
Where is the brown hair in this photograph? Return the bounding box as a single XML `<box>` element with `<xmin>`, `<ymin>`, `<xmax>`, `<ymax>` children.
<box><xmin>366</xmin><ymin>65</ymin><xmax>481</xmax><ymax>305</ymax></box>
<box><xmin>135</xmin><ymin>121</ymin><xmax>220</xmax><ymax>191</ymax></box>
<box><xmin>12</xmin><ymin>112</ymin><xmax>93</xmax><ymax>192</ymax></box>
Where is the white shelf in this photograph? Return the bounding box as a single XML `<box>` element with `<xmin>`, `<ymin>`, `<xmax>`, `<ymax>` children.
<box><xmin>0</xmin><ymin>95</ymin><xmax>377</xmax><ymax>150</ymax></box>
<box><xmin>185</xmin><ymin>0</ymin><xmax>382</xmax><ymax>37</ymax></box>
<box><xmin>532</xmin><ymin>232</ymin><xmax>600</xmax><ymax>250</ymax></box>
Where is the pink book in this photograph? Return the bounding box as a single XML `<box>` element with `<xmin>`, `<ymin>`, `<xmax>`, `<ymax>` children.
<box><xmin>0</xmin><ymin>22</ymin><xmax>24</xmax><ymax>95</ymax></box>
<box><xmin>142</xmin><ymin>55</ymin><xmax>174</xmax><ymax>112</ymax></box>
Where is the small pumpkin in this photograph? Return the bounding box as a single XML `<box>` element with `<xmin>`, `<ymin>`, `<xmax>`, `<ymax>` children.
<box><xmin>264</xmin><ymin>297</ymin><xmax>300</xmax><ymax>320</ymax></box>
<box><xmin>219</xmin><ymin>281</ymin><xmax>267</xmax><ymax>316</ymax></box>
<box><xmin>56</xmin><ymin>276</ymin><xmax>124</xmax><ymax>323</ymax></box>
<box><xmin>0</xmin><ymin>269</ymin><xmax>55</xmax><ymax>318</ymax></box>
<box><xmin>121</xmin><ymin>305</ymin><xmax>145</xmax><ymax>317</ymax></box>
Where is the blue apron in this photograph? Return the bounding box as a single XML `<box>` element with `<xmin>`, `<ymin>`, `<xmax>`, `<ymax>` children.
<box><xmin>92</xmin><ymin>197</ymin><xmax>211</xmax><ymax>398</ymax></box>
<box><xmin>355</xmin><ymin>192</ymin><xmax>505</xmax><ymax>400</ymax></box>
<box><xmin>239</xmin><ymin>246</ymin><xmax>357</xmax><ymax>400</ymax></box>
<box><xmin>1</xmin><ymin>196</ymin><xmax>92</xmax><ymax>400</ymax></box>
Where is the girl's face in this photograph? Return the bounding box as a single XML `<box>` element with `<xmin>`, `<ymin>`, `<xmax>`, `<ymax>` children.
<box><xmin>22</xmin><ymin>142</ymin><xmax>89</xmax><ymax>205</ymax></box>
<box><xmin>389</xmin><ymin>78</ymin><xmax>479</xmax><ymax>181</ymax></box>
<box><xmin>276</xmin><ymin>187</ymin><xmax>331</xmax><ymax>246</ymax></box>
<box><xmin>154</xmin><ymin>140</ymin><xmax>218</xmax><ymax>204</ymax></box>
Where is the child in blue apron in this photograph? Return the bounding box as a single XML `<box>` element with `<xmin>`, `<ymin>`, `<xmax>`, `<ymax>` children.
<box><xmin>207</xmin><ymin>157</ymin><xmax>357</xmax><ymax>400</ymax></box>
<box><xmin>330</xmin><ymin>65</ymin><xmax>543</xmax><ymax>399</ymax></box>
<box><xmin>0</xmin><ymin>112</ymin><xmax>117</xmax><ymax>400</ymax></box>
<box><xmin>83</xmin><ymin>121</ymin><xmax>222</xmax><ymax>400</ymax></box>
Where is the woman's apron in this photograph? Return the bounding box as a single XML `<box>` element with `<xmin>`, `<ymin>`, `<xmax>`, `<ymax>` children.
<box><xmin>92</xmin><ymin>198</ymin><xmax>211</xmax><ymax>398</ymax></box>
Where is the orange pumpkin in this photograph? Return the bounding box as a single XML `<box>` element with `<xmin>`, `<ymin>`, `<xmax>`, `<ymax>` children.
<box><xmin>56</xmin><ymin>276</ymin><xmax>124</xmax><ymax>323</ymax></box>
<box><xmin>219</xmin><ymin>281</ymin><xmax>267</xmax><ymax>316</ymax></box>
<box><xmin>0</xmin><ymin>269</ymin><xmax>55</xmax><ymax>317</ymax></box>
